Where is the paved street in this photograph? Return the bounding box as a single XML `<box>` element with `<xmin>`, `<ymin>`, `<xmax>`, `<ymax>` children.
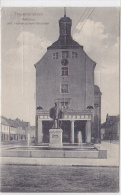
<box><xmin>1</xmin><ymin>165</ymin><xmax>119</xmax><ymax>192</ymax></box>
<box><xmin>0</xmin><ymin>140</ymin><xmax>119</xmax><ymax>192</ymax></box>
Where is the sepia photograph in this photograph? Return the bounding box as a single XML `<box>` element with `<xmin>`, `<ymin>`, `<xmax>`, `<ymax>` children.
<box><xmin>0</xmin><ymin>5</ymin><xmax>120</xmax><ymax>192</ymax></box>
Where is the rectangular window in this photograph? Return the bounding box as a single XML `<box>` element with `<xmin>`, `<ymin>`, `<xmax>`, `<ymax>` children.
<box><xmin>61</xmin><ymin>102</ymin><xmax>69</xmax><ymax>111</ymax></box>
<box><xmin>61</xmin><ymin>102</ymin><xmax>69</xmax><ymax>107</ymax></box>
<box><xmin>61</xmin><ymin>67</ymin><xmax>68</xmax><ymax>76</ymax></box>
<box><xmin>53</xmin><ymin>52</ymin><xmax>58</xmax><ymax>59</ymax></box>
<box><xmin>61</xmin><ymin>84</ymin><xmax>68</xmax><ymax>93</ymax></box>
<box><xmin>62</xmin><ymin>51</ymin><xmax>69</xmax><ymax>58</ymax></box>
<box><xmin>72</xmin><ymin>52</ymin><xmax>77</xmax><ymax>58</ymax></box>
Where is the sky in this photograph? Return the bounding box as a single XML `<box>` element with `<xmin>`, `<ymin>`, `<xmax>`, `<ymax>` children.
<box><xmin>1</xmin><ymin>7</ymin><xmax>119</xmax><ymax>125</ymax></box>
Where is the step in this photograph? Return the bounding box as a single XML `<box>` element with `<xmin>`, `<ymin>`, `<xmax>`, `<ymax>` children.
<box><xmin>1</xmin><ymin>148</ymin><xmax>107</xmax><ymax>159</ymax></box>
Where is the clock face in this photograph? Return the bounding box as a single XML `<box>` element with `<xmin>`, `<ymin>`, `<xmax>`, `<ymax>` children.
<box><xmin>61</xmin><ymin>59</ymin><xmax>68</xmax><ymax>66</ymax></box>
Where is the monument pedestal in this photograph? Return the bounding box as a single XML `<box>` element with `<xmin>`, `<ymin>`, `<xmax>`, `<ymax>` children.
<box><xmin>49</xmin><ymin>129</ymin><xmax>63</xmax><ymax>148</ymax></box>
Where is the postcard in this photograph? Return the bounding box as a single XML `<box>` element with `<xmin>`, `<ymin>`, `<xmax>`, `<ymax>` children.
<box><xmin>1</xmin><ymin>5</ymin><xmax>120</xmax><ymax>193</ymax></box>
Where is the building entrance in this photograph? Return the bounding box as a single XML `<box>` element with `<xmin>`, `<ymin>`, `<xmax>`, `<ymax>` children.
<box><xmin>60</xmin><ymin>121</ymin><xmax>71</xmax><ymax>143</ymax></box>
<box><xmin>41</xmin><ymin>119</ymin><xmax>89</xmax><ymax>144</ymax></box>
<box><xmin>43</xmin><ymin>121</ymin><xmax>53</xmax><ymax>143</ymax></box>
<box><xmin>74</xmin><ymin>121</ymin><xmax>86</xmax><ymax>143</ymax></box>
<box><xmin>42</xmin><ymin>120</ymin><xmax>72</xmax><ymax>143</ymax></box>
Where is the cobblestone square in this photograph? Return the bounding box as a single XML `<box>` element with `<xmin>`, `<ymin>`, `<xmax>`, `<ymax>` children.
<box><xmin>1</xmin><ymin>165</ymin><xmax>119</xmax><ymax>192</ymax></box>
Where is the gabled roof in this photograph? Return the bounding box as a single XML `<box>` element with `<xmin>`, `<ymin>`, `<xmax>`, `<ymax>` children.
<box><xmin>101</xmin><ymin>114</ymin><xmax>120</xmax><ymax>128</ymax></box>
<box><xmin>1</xmin><ymin>116</ymin><xmax>17</xmax><ymax>127</ymax></box>
<box><xmin>1</xmin><ymin>116</ymin><xmax>29</xmax><ymax>130</ymax></box>
<box><xmin>106</xmin><ymin>115</ymin><xmax>120</xmax><ymax>122</ymax></box>
<box><xmin>47</xmin><ymin>38</ymin><xmax>83</xmax><ymax>50</ymax></box>
<box><xmin>1</xmin><ymin>118</ymin><xmax>10</xmax><ymax>126</ymax></box>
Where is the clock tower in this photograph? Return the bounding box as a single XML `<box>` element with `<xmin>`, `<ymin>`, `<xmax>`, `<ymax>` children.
<box><xmin>47</xmin><ymin>11</ymin><xmax>82</xmax><ymax>50</ymax></box>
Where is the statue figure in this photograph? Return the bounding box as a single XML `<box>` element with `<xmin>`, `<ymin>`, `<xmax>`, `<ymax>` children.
<box><xmin>49</xmin><ymin>102</ymin><xmax>63</xmax><ymax>128</ymax></box>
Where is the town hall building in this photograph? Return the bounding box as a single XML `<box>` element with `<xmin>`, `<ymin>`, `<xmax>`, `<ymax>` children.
<box><xmin>34</xmin><ymin>11</ymin><xmax>102</xmax><ymax>145</ymax></box>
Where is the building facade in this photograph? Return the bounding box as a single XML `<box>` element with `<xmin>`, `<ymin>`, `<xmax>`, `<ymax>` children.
<box><xmin>35</xmin><ymin>13</ymin><xmax>102</xmax><ymax>144</ymax></box>
<box><xmin>101</xmin><ymin>114</ymin><xmax>120</xmax><ymax>140</ymax></box>
<box><xmin>1</xmin><ymin>121</ymin><xmax>26</xmax><ymax>141</ymax></box>
<box><xmin>1</xmin><ymin>118</ymin><xmax>10</xmax><ymax>141</ymax></box>
<box><xmin>1</xmin><ymin>116</ymin><xmax>35</xmax><ymax>141</ymax></box>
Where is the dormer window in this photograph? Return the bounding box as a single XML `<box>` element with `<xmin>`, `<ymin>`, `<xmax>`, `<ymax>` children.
<box><xmin>62</xmin><ymin>51</ymin><xmax>69</xmax><ymax>58</ymax></box>
<box><xmin>53</xmin><ymin>52</ymin><xmax>58</xmax><ymax>59</ymax></box>
<box><xmin>72</xmin><ymin>52</ymin><xmax>77</xmax><ymax>58</ymax></box>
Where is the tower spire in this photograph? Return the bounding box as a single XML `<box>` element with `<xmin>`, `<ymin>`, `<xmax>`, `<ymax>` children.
<box><xmin>64</xmin><ymin>7</ymin><xmax>66</xmax><ymax>17</ymax></box>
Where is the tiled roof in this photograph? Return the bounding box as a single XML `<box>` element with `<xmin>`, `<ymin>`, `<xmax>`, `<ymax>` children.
<box><xmin>47</xmin><ymin>37</ymin><xmax>82</xmax><ymax>50</ymax></box>
<box><xmin>101</xmin><ymin>115</ymin><xmax>120</xmax><ymax>128</ymax></box>
<box><xmin>1</xmin><ymin>118</ymin><xmax>10</xmax><ymax>126</ymax></box>
<box><xmin>1</xmin><ymin>116</ymin><xmax>34</xmax><ymax>130</ymax></box>
<box><xmin>106</xmin><ymin>115</ymin><xmax>120</xmax><ymax>122</ymax></box>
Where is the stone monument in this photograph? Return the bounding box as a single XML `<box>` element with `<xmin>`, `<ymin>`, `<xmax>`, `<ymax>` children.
<box><xmin>49</xmin><ymin>103</ymin><xmax>63</xmax><ymax>147</ymax></box>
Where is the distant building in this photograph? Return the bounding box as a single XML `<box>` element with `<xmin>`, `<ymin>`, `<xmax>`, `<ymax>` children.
<box><xmin>1</xmin><ymin>116</ymin><xmax>35</xmax><ymax>141</ymax></box>
<box><xmin>35</xmin><ymin>12</ymin><xmax>102</xmax><ymax>144</ymax></box>
<box><xmin>101</xmin><ymin>114</ymin><xmax>120</xmax><ymax>140</ymax></box>
<box><xmin>1</xmin><ymin>118</ymin><xmax>10</xmax><ymax>141</ymax></box>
